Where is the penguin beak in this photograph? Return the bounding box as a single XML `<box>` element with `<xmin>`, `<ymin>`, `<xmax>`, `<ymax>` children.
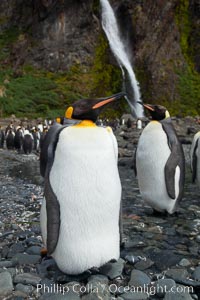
<box><xmin>137</xmin><ymin>102</ymin><xmax>155</xmax><ymax>112</ymax></box>
<box><xmin>92</xmin><ymin>92</ymin><xmax>126</xmax><ymax>109</ymax></box>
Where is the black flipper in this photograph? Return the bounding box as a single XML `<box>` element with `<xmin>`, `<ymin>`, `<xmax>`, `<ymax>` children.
<box><xmin>40</xmin><ymin>119</ymin><xmax>81</xmax><ymax>254</ymax></box>
<box><xmin>119</xmin><ymin>200</ymin><xmax>124</xmax><ymax>247</ymax></box>
<box><xmin>40</xmin><ymin>119</ymin><xmax>81</xmax><ymax>177</ymax></box>
<box><xmin>192</xmin><ymin>138</ymin><xmax>199</xmax><ymax>183</ymax></box>
<box><xmin>44</xmin><ymin>175</ymin><xmax>60</xmax><ymax>254</ymax></box>
<box><xmin>133</xmin><ymin>147</ymin><xmax>137</xmax><ymax>177</ymax></box>
<box><xmin>40</xmin><ymin>122</ymin><xmax>62</xmax><ymax>178</ymax></box>
<box><xmin>161</xmin><ymin>118</ymin><xmax>185</xmax><ymax>201</ymax></box>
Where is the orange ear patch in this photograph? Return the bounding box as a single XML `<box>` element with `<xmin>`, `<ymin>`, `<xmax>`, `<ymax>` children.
<box><xmin>65</xmin><ymin>106</ymin><xmax>73</xmax><ymax>119</ymax></box>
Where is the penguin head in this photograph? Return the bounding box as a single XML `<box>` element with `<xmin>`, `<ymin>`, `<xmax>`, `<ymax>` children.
<box><xmin>139</xmin><ymin>102</ymin><xmax>170</xmax><ymax>121</ymax></box>
<box><xmin>56</xmin><ymin>117</ymin><xmax>64</xmax><ymax>124</ymax></box>
<box><xmin>64</xmin><ymin>92</ymin><xmax>126</xmax><ymax>122</ymax></box>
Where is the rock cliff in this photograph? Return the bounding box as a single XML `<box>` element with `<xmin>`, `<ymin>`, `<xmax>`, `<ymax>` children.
<box><xmin>0</xmin><ymin>0</ymin><xmax>199</xmax><ymax>117</ymax></box>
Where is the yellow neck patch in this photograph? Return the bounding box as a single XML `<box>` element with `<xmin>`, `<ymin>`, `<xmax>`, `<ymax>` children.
<box><xmin>151</xmin><ymin>120</ymin><xmax>159</xmax><ymax>124</ymax></box>
<box><xmin>165</xmin><ymin>110</ymin><xmax>170</xmax><ymax>119</ymax></box>
<box><xmin>74</xmin><ymin>120</ymin><xmax>97</xmax><ymax>127</ymax></box>
<box><xmin>65</xmin><ymin>106</ymin><xmax>73</xmax><ymax>119</ymax></box>
<box><xmin>56</xmin><ymin>117</ymin><xmax>61</xmax><ymax>124</ymax></box>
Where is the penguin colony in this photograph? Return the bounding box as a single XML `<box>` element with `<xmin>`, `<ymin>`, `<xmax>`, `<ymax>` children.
<box><xmin>0</xmin><ymin>122</ymin><xmax>49</xmax><ymax>154</ymax></box>
<box><xmin>2</xmin><ymin>93</ymin><xmax>198</xmax><ymax>275</ymax></box>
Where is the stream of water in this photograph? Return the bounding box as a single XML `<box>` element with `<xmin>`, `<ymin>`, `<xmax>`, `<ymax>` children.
<box><xmin>100</xmin><ymin>0</ymin><xmax>144</xmax><ymax>118</ymax></box>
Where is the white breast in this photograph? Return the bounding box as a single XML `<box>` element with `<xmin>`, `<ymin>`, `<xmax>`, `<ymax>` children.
<box><xmin>136</xmin><ymin>121</ymin><xmax>180</xmax><ymax>214</ymax></box>
<box><xmin>40</xmin><ymin>126</ymin><xmax>121</xmax><ymax>274</ymax></box>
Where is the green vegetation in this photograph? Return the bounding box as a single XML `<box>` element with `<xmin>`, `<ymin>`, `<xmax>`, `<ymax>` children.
<box><xmin>91</xmin><ymin>34</ymin><xmax>122</xmax><ymax>96</ymax></box>
<box><xmin>175</xmin><ymin>0</ymin><xmax>200</xmax><ymax>116</ymax></box>
<box><xmin>0</xmin><ymin>27</ymin><xmax>125</xmax><ymax>119</ymax></box>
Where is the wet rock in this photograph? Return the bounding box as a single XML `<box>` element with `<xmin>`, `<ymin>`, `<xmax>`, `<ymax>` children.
<box><xmin>134</xmin><ymin>258</ymin><xmax>154</xmax><ymax>270</ymax></box>
<box><xmin>196</xmin><ymin>235</ymin><xmax>200</xmax><ymax>243</ymax></box>
<box><xmin>15</xmin><ymin>283</ymin><xmax>34</xmax><ymax>294</ymax></box>
<box><xmin>39</xmin><ymin>278</ymin><xmax>56</xmax><ymax>295</ymax></box>
<box><xmin>14</xmin><ymin>273</ymin><xmax>41</xmax><ymax>286</ymax></box>
<box><xmin>128</xmin><ymin>270</ymin><xmax>151</xmax><ymax>287</ymax></box>
<box><xmin>165</xmin><ymin>269</ymin><xmax>189</xmax><ymax>282</ymax></box>
<box><xmin>6</xmin><ymin>267</ymin><xmax>17</xmax><ymax>277</ymax></box>
<box><xmin>124</xmin><ymin>241</ymin><xmax>146</xmax><ymax>248</ymax></box>
<box><xmin>0</xmin><ymin>271</ymin><xmax>14</xmax><ymax>296</ymax></box>
<box><xmin>120</xmin><ymin>291</ymin><xmax>149</xmax><ymax>300</ymax></box>
<box><xmin>37</xmin><ymin>258</ymin><xmax>56</xmax><ymax>278</ymax></box>
<box><xmin>147</xmin><ymin>226</ymin><xmax>163</xmax><ymax>234</ymax></box>
<box><xmin>7</xmin><ymin>242</ymin><xmax>25</xmax><ymax>258</ymax></box>
<box><xmin>178</xmin><ymin>258</ymin><xmax>191</xmax><ymax>267</ymax></box>
<box><xmin>155</xmin><ymin>278</ymin><xmax>176</xmax><ymax>297</ymax></box>
<box><xmin>17</xmin><ymin>230</ymin><xmax>32</xmax><ymax>240</ymax></box>
<box><xmin>39</xmin><ymin>292</ymin><xmax>80</xmax><ymax>300</ymax></box>
<box><xmin>87</xmin><ymin>274</ymin><xmax>109</xmax><ymax>285</ymax></box>
<box><xmin>188</xmin><ymin>246</ymin><xmax>199</xmax><ymax>256</ymax></box>
<box><xmin>55</xmin><ymin>270</ymin><xmax>91</xmax><ymax>284</ymax></box>
<box><xmin>26</xmin><ymin>237</ymin><xmax>42</xmax><ymax>247</ymax></box>
<box><xmin>1</xmin><ymin>245</ymin><xmax>9</xmax><ymax>258</ymax></box>
<box><xmin>0</xmin><ymin>260</ymin><xmax>15</xmax><ymax>267</ymax></box>
<box><xmin>63</xmin><ymin>281</ymin><xmax>82</xmax><ymax>294</ymax></box>
<box><xmin>192</xmin><ymin>266</ymin><xmax>200</xmax><ymax>281</ymax></box>
<box><xmin>11</xmin><ymin>290</ymin><xmax>29</xmax><ymax>298</ymax></box>
<box><xmin>148</xmin><ymin>249</ymin><xmax>182</xmax><ymax>270</ymax></box>
<box><xmin>11</xmin><ymin>224</ymin><xmax>19</xmax><ymax>230</ymax></box>
<box><xmin>99</xmin><ymin>258</ymin><xmax>125</xmax><ymax>279</ymax></box>
<box><xmin>12</xmin><ymin>253</ymin><xmax>41</xmax><ymax>265</ymax></box>
<box><xmin>164</xmin><ymin>228</ymin><xmax>176</xmax><ymax>236</ymax></box>
<box><xmin>163</xmin><ymin>290</ymin><xmax>193</xmax><ymax>299</ymax></box>
<box><xmin>82</xmin><ymin>283</ymin><xmax>110</xmax><ymax>300</ymax></box>
<box><xmin>27</xmin><ymin>245</ymin><xmax>42</xmax><ymax>255</ymax></box>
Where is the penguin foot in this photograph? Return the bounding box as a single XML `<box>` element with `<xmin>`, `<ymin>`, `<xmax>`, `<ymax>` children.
<box><xmin>152</xmin><ymin>209</ymin><xmax>180</xmax><ymax>218</ymax></box>
<box><xmin>152</xmin><ymin>209</ymin><xmax>168</xmax><ymax>217</ymax></box>
<box><xmin>120</xmin><ymin>239</ymin><xmax>125</xmax><ymax>250</ymax></box>
<box><xmin>40</xmin><ymin>247</ymin><xmax>48</xmax><ymax>258</ymax></box>
<box><xmin>171</xmin><ymin>210</ymin><xmax>180</xmax><ymax>217</ymax></box>
<box><xmin>88</xmin><ymin>267</ymin><xmax>100</xmax><ymax>275</ymax></box>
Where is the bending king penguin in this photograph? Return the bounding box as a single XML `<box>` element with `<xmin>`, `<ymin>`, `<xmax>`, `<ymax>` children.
<box><xmin>40</xmin><ymin>93</ymin><xmax>125</xmax><ymax>274</ymax></box>
<box><xmin>136</xmin><ymin>103</ymin><xmax>185</xmax><ymax>214</ymax></box>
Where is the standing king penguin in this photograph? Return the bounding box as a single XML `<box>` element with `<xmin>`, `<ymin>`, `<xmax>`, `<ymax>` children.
<box><xmin>190</xmin><ymin>131</ymin><xmax>200</xmax><ymax>187</ymax></box>
<box><xmin>40</xmin><ymin>92</ymin><xmax>125</xmax><ymax>274</ymax></box>
<box><xmin>136</xmin><ymin>103</ymin><xmax>185</xmax><ymax>214</ymax></box>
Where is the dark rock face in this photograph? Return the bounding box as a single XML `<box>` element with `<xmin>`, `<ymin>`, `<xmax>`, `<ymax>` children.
<box><xmin>30</xmin><ymin>0</ymin><xmax>99</xmax><ymax>71</ymax></box>
<box><xmin>0</xmin><ymin>0</ymin><xmax>100</xmax><ymax>72</ymax></box>
<box><xmin>189</xmin><ymin>0</ymin><xmax>200</xmax><ymax>72</ymax></box>
<box><xmin>114</xmin><ymin>0</ymin><xmax>184</xmax><ymax>102</ymax></box>
<box><xmin>0</xmin><ymin>0</ymin><xmax>199</xmax><ymax>108</ymax></box>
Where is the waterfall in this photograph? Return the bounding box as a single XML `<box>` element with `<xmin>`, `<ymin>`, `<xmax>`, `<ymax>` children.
<box><xmin>100</xmin><ymin>0</ymin><xmax>144</xmax><ymax>118</ymax></box>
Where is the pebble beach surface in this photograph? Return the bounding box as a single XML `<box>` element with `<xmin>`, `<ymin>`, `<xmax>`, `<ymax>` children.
<box><xmin>0</xmin><ymin>121</ymin><xmax>200</xmax><ymax>300</ymax></box>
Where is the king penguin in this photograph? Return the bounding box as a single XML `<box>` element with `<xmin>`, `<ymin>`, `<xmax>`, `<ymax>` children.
<box><xmin>135</xmin><ymin>103</ymin><xmax>185</xmax><ymax>214</ymax></box>
<box><xmin>190</xmin><ymin>131</ymin><xmax>200</xmax><ymax>187</ymax></box>
<box><xmin>40</xmin><ymin>92</ymin><xmax>125</xmax><ymax>274</ymax></box>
